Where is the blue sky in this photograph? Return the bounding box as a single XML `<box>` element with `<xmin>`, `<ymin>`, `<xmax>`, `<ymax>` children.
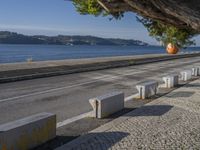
<box><xmin>0</xmin><ymin>0</ymin><xmax>199</xmax><ymax>45</ymax></box>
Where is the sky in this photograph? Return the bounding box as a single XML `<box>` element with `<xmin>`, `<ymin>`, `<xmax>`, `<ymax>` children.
<box><xmin>0</xmin><ymin>0</ymin><xmax>199</xmax><ymax>45</ymax></box>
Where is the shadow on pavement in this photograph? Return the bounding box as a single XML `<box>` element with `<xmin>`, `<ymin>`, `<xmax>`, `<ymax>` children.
<box><xmin>33</xmin><ymin>132</ymin><xmax>129</xmax><ymax>150</ymax></box>
<box><xmin>124</xmin><ymin>105</ymin><xmax>173</xmax><ymax>117</ymax></box>
<box><xmin>58</xmin><ymin>131</ymin><xmax>129</xmax><ymax>150</ymax></box>
<box><xmin>33</xmin><ymin>135</ymin><xmax>78</xmax><ymax>150</ymax></box>
<box><xmin>33</xmin><ymin>104</ymin><xmax>173</xmax><ymax>149</ymax></box>
<box><xmin>185</xmin><ymin>83</ymin><xmax>200</xmax><ymax>88</ymax></box>
<box><xmin>166</xmin><ymin>91</ymin><xmax>195</xmax><ymax>98</ymax></box>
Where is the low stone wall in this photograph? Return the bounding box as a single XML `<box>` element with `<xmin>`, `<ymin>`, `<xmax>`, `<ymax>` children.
<box><xmin>0</xmin><ymin>52</ymin><xmax>200</xmax><ymax>83</ymax></box>
<box><xmin>0</xmin><ymin>113</ymin><xmax>56</xmax><ymax>150</ymax></box>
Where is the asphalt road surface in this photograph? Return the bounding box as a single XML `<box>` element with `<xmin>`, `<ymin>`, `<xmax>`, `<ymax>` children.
<box><xmin>0</xmin><ymin>56</ymin><xmax>200</xmax><ymax>124</ymax></box>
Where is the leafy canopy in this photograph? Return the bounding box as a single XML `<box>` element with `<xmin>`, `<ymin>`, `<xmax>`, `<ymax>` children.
<box><xmin>72</xmin><ymin>0</ymin><xmax>104</xmax><ymax>16</ymax></box>
<box><xmin>72</xmin><ymin>0</ymin><xmax>197</xmax><ymax>48</ymax></box>
<box><xmin>138</xmin><ymin>18</ymin><xmax>197</xmax><ymax>48</ymax></box>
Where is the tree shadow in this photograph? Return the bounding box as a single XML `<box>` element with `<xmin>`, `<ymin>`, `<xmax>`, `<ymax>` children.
<box><xmin>124</xmin><ymin>105</ymin><xmax>173</xmax><ymax>117</ymax></box>
<box><xmin>165</xmin><ymin>91</ymin><xmax>195</xmax><ymax>98</ymax></box>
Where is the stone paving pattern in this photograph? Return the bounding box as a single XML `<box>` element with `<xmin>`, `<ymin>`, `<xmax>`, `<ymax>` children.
<box><xmin>57</xmin><ymin>79</ymin><xmax>200</xmax><ymax>150</ymax></box>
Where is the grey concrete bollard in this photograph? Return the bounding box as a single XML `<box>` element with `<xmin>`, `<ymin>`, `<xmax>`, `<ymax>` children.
<box><xmin>0</xmin><ymin>112</ymin><xmax>56</xmax><ymax>150</ymax></box>
<box><xmin>162</xmin><ymin>74</ymin><xmax>179</xmax><ymax>88</ymax></box>
<box><xmin>192</xmin><ymin>67</ymin><xmax>200</xmax><ymax>76</ymax></box>
<box><xmin>89</xmin><ymin>91</ymin><xmax>124</xmax><ymax>119</ymax></box>
<box><xmin>136</xmin><ymin>80</ymin><xmax>158</xmax><ymax>99</ymax></box>
<box><xmin>180</xmin><ymin>70</ymin><xmax>192</xmax><ymax>81</ymax></box>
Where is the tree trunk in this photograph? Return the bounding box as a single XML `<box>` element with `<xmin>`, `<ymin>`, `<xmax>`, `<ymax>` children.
<box><xmin>97</xmin><ymin>0</ymin><xmax>200</xmax><ymax>32</ymax></box>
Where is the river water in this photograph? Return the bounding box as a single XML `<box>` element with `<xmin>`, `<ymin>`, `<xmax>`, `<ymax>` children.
<box><xmin>0</xmin><ymin>44</ymin><xmax>199</xmax><ymax>63</ymax></box>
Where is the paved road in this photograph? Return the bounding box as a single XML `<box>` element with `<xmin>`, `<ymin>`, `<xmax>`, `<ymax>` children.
<box><xmin>0</xmin><ymin>56</ymin><xmax>200</xmax><ymax>124</ymax></box>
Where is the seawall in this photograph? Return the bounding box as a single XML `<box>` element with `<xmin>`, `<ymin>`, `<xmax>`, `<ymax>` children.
<box><xmin>0</xmin><ymin>52</ymin><xmax>200</xmax><ymax>83</ymax></box>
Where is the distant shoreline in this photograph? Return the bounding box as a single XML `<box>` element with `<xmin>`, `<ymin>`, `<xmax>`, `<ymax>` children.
<box><xmin>0</xmin><ymin>43</ymin><xmax>152</xmax><ymax>46</ymax></box>
<box><xmin>1</xmin><ymin>43</ymin><xmax>200</xmax><ymax>47</ymax></box>
<box><xmin>0</xmin><ymin>31</ymin><xmax>149</xmax><ymax>46</ymax></box>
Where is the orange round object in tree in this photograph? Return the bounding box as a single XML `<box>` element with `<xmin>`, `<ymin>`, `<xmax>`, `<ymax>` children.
<box><xmin>166</xmin><ymin>43</ymin><xmax>179</xmax><ymax>54</ymax></box>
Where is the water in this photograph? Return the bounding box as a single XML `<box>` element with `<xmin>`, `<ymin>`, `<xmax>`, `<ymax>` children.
<box><xmin>0</xmin><ymin>44</ymin><xmax>199</xmax><ymax>63</ymax></box>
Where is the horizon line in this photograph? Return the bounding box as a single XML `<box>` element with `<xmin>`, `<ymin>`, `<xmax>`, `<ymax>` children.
<box><xmin>0</xmin><ymin>30</ymin><xmax>151</xmax><ymax>42</ymax></box>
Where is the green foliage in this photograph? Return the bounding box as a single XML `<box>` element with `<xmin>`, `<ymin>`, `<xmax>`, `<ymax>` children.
<box><xmin>72</xmin><ymin>1</ymin><xmax>197</xmax><ymax>48</ymax></box>
<box><xmin>72</xmin><ymin>0</ymin><xmax>124</xmax><ymax>19</ymax></box>
<box><xmin>72</xmin><ymin>0</ymin><xmax>104</xmax><ymax>16</ymax></box>
<box><xmin>138</xmin><ymin>17</ymin><xmax>197</xmax><ymax>48</ymax></box>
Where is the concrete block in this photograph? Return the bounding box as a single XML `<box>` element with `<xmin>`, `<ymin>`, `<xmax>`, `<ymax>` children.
<box><xmin>89</xmin><ymin>91</ymin><xmax>124</xmax><ymax>119</ymax></box>
<box><xmin>180</xmin><ymin>70</ymin><xmax>192</xmax><ymax>81</ymax></box>
<box><xmin>136</xmin><ymin>80</ymin><xmax>158</xmax><ymax>99</ymax></box>
<box><xmin>0</xmin><ymin>112</ymin><xmax>56</xmax><ymax>150</ymax></box>
<box><xmin>192</xmin><ymin>67</ymin><xmax>200</xmax><ymax>76</ymax></box>
<box><xmin>162</xmin><ymin>74</ymin><xmax>179</xmax><ymax>88</ymax></box>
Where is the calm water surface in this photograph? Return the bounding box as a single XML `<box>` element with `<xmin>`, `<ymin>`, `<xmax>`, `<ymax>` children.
<box><xmin>0</xmin><ymin>44</ymin><xmax>199</xmax><ymax>63</ymax></box>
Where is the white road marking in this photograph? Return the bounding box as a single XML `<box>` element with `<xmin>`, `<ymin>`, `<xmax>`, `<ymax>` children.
<box><xmin>0</xmin><ymin>70</ymin><xmax>145</xmax><ymax>103</ymax></box>
<box><xmin>1</xmin><ymin>59</ymin><xmax>200</xmax><ymax>103</ymax></box>
<box><xmin>57</xmin><ymin>54</ymin><xmax>200</xmax><ymax>126</ymax></box>
<box><xmin>125</xmin><ymin>94</ymin><xmax>139</xmax><ymax>101</ymax></box>
<box><xmin>56</xmin><ymin>67</ymin><xmax>200</xmax><ymax>128</ymax></box>
<box><xmin>57</xmin><ymin>111</ymin><xmax>93</xmax><ymax>128</ymax></box>
<box><xmin>1</xmin><ymin>57</ymin><xmax>200</xmax><ymax>127</ymax></box>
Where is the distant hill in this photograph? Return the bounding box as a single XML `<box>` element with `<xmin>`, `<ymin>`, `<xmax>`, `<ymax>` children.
<box><xmin>0</xmin><ymin>31</ymin><xmax>149</xmax><ymax>46</ymax></box>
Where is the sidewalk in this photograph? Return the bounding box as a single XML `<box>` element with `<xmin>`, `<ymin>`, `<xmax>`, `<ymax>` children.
<box><xmin>57</xmin><ymin>79</ymin><xmax>200</xmax><ymax>149</ymax></box>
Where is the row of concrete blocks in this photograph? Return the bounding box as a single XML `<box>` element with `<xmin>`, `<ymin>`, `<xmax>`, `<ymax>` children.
<box><xmin>138</xmin><ymin>66</ymin><xmax>199</xmax><ymax>98</ymax></box>
<box><xmin>0</xmin><ymin>67</ymin><xmax>199</xmax><ymax>150</ymax></box>
<box><xmin>89</xmin><ymin>67</ymin><xmax>200</xmax><ymax>119</ymax></box>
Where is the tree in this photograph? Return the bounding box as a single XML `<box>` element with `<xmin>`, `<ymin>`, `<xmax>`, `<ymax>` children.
<box><xmin>72</xmin><ymin>0</ymin><xmax>123</xmax><ymax>18</ymax></box>
<box><xmin>72</xmin><ymin>0</ymin><xmax>199</xmax><ymax>49</ymax></box>
<box><xmin>72</xmin><ymin>0</ymin><xmax>200</xmax><ymax>32</ymax></box>
<box><xmin>138</xmin><ymin>18</ymin><xmax>197</xmax><ymax>48</ymax></box>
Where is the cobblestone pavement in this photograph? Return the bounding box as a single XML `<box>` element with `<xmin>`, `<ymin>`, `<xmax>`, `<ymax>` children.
<box><xmin>57</xmin><ymin>79</ymin><xmax>200</xmax><ymax>150</ymax></box>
